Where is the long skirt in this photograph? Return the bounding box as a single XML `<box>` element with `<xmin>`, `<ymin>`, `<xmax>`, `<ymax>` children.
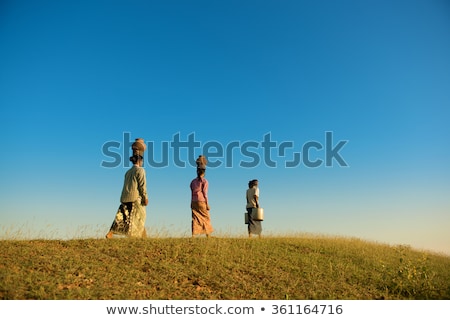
<box><xmin>109</xmin><ymin>200</ymin><xmax>146</xmax><ymax>238</ymax></box>
<box><xmin>247</xmin><ymin>207</ymin><xmax>262</xmax><ymax>235</ymax></box>
<box><xmin>191</xmin><ymin>201</ymin><xmax>213</xmax><ymax>236</ymax></box>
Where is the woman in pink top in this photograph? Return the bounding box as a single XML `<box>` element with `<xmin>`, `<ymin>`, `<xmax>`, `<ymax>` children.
<box><xmin>190</xmin><ymin>167</ymin><xmax>213</xmax><ymax>237</ymax></box>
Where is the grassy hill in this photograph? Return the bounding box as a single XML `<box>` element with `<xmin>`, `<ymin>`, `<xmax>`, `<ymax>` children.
<box><xmin>1</xmin><ymin>236</ymin><xmax>449</xmax><ymax>299</ymax></box>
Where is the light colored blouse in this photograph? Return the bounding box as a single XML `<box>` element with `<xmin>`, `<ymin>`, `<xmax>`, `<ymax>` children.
<box><xmin>246</xmin><ymin>186</ymin><xmax>259</xmax><ymax>208</ymax></box>
<box><xmin>120</xmin><ymin>165</ymin><xmax>148</xmax><ymax>203</ymax></box>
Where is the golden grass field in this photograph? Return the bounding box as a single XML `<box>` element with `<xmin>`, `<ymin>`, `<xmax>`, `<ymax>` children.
<box><xmin>1</xmin><ymin>234</ymin><xmax>449</xmax><ymax>300</ymax></box>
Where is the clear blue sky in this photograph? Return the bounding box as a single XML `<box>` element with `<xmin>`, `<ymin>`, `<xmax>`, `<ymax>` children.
<box><xmin>1</xmin><ymin>0</ymin><xmax>449</xmax><ymax>255</ymax></box>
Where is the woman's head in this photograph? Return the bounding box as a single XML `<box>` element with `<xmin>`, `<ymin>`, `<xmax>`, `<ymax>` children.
<box><xmin>130</xmin><ymin>154</ymin><xmax>143</xmax><ymax>165</ymax></box>
<box><xmin>197</xmin><ymin>168</ymin><xmax>206</xmax><ymax>178</ymax></box>
<box><xmin>249</xmin><ymin>179</ymin><xmax>258</xmax><ymax>188</ymax></box>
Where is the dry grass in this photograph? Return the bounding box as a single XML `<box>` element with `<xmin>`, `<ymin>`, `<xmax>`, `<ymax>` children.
<box><xmin>1</xmin><ymin>236</ymin><xmax>449</xmax><ymax>300</ymax></box>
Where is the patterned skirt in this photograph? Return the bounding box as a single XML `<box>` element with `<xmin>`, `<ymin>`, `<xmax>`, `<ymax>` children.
<box><xmin>109</xmin><ymin>200</ymin><xmax>147</xmax><ymax>238</ymax></box>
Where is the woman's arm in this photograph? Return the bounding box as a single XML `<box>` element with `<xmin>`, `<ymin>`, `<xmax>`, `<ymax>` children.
<box><xmin>202</xmin><ymin>179</ymin><xmax>210</xmax><ymax>210</ymax></box>
<box><xmin>137</xmin><ymin>168</ymin><xmax>149</xmax><ymax>206</ymax></box>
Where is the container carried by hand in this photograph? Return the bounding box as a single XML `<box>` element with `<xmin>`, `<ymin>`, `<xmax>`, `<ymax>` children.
<box><xmin>251</xmin><ymin>207</ymin><xmax>264</xmax><ymax>221</ymax></box>
<box><xmin>244</xmin><ymin>208</ymin><xmax>264</xmax><ymax>224</ymax></box>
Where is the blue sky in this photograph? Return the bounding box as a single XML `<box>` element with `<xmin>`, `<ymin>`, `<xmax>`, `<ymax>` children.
<box><xmin>1</xmin><ymin>0</ymin><xmax>449</xmax><ymax>255</ymax></box>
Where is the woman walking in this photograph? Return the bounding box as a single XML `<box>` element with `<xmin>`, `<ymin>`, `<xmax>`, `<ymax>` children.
<box><xmin>106</xmin><ymin>139</ymin><xmax>149</xmax><ymax>239</ymax></box>
<box><xmin>246</xmin><ymin>179</ymin><xmax>262</xmax><ymax>238</ymax></box>
<box><xmin>190</xmin><ymin>167</ymin><xmax>213</xmax><ymax>237</ymax></box>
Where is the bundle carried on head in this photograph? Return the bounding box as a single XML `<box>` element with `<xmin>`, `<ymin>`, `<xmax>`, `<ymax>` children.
<box><xmin>196</xmin><ymin>155</ymin><xmax>207</xmax><ymax>170</ymax></box>
<box><xmin>132</xmin><ymin>138</ymin><xmax>146</xmax><ymax>157</ymax></box>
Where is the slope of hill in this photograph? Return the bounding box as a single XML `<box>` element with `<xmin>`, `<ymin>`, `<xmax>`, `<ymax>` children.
<box><xmin>1</xmin><ymin>236</ymin><xmax>449</xmax><ymax>299</ymax></box>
